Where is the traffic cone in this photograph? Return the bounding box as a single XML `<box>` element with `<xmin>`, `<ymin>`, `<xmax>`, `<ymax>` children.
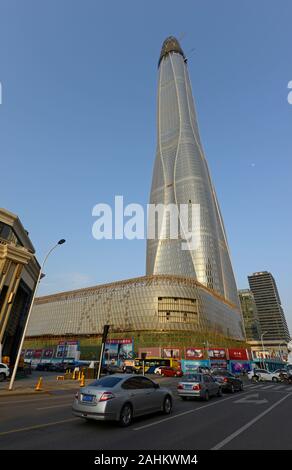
<box><xmin>35</xmin><ymin>377</ymin><xmax>43</xmax><ymax>391</ymax></box>
<box><xmin>80</xmin><ymin>373</ymin><xmax>85</xmax><ymax>387</ymax></box>
<box><xmin>78</xmin><ymin>371</ymin><xmax>81</xmax><ymax>381</ymax></box>
<box><xmin>72</xmin><ymin>370</ymin><xmax>76</xmax><ymax>380</ymax></box>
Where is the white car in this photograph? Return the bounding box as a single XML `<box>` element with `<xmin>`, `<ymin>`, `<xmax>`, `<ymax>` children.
<box><xmin>154</xmin><ymin>366</ymin><xmax>167</xmax><ymax>375</ymax></box>
<box><xmin>0</xmin><ymin>363</ymin><xmax>10</xmax><ymax>381</ymax></box>
<box><xmin>248</xmin><ymin>368</ymin><xmax>279</xmax><ymax>382</ymax></box>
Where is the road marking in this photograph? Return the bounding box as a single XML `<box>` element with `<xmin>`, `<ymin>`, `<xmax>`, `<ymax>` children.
<box><xmin>211</xmin><ymin>393</ymin><xmax>291</xmax><ymax>450</ymax></box>
<box><xmin>0</xmin><ymin>418</ymin><xmax>79</xmax><ymax>436</ymax></box>
<box><xmin>134</xmin><ymin>390</ymin><xmax>252</xmax><ymax>431</ymax></box>
<box><xmin>234</xmin><ymin>393</ymin><xmax>268</xmax><ymax>405</ymax></box>
<box><xmin>0</xmin><ymin>394</ymin><xmax>75</xmax><ymax>406</ymax></box>
<box><xmin>261</xmin><ymin>384</ymin><xmax>277</xmax><ymax>390</ymax></box>
<box><xmin>273</xmin><ymin>385</ymin><xmax>286</xmax><ymax>390</ymax></box>
<box><xmin>37</xmin><ymin>403</ymin><xmax>72</xmax><ymax>410</ymax></box>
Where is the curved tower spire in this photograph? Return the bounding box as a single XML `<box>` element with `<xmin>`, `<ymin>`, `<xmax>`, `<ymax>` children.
<box><xmin>146</xmin><ymin>36</ymin><xmax>239</xmax><ymax>307</ymax></box>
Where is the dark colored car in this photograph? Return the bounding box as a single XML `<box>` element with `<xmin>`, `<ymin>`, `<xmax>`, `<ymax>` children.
<box><xmin>102</xmin><ymin>365</ymin><xmax>124</xmax><ymax>375</ymax></box>
<box><xmin>211</xmin><ymin>369</ymin><xmax>243</xmax><ymax>392</ymax></box>
<box><xmin>48</xmin><ymin>362</ymin><xmax>76</xmax><ymax>373</ymax></box>
<box><xmin>122</xmin><ymin>366</ymin><xmax>136</xmax><ymax>374</ymax></box>
<box><xmin>36</xmin><ymin>362</ymin><xmax>51</xmax><ymax>371</ymax></box>
<box><xmin>160</xmin><ymin>367</ymin><xmax>183</xmax><ymax>378</ymax></box>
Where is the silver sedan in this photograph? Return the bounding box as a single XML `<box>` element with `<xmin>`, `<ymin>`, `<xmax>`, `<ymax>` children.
<box><xmin>177</xmin><ymin>373</ymin><xmax>222</xmax><ymax>401</ymax></box>
<box><xmin>72</xmin><ymin>374</ymin><xmax>173</xmax><ymax>426</ymax></box>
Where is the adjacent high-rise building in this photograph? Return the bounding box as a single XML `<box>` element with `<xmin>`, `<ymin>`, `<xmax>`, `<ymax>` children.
<box><xmin>238</xmin><ymin>289</ymin><xmax>261</xmax><ymax>342</ymax></box>
<box><xmin>248</xmin><ymin>271</ymin><xmax>290</xmax><ymax>343</ymax></box>
<box><xmin>146</xmin><ymin>37</ymin><xmax>239</xmax><ymax>308</ymax></box>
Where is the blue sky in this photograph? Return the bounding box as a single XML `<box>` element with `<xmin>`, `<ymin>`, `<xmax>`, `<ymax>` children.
<box><xmin>0</xmin><ymin>1</ymin><xmax>292</xmax><ymax>331</ymax></box>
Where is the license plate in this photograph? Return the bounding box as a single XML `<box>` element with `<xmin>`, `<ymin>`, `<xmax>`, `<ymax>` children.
<box><xmin>184</xmin><ymin>384</ymin><xmax>193</xmax><ymax>389</ymax></box>
<box><xmin>82</xmin><ymin>394</ymin><xmax>94</xmax><ymax>402</ymax></box>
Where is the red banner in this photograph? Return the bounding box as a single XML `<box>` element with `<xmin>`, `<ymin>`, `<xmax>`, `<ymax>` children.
<box><xmin>185</xmin><ymin>348</ymin><xmax>204</xmax><ymax>359</ymax></box>
<box><xmin>162</xmin><ymin>348</ymin><xmax>181</xmax><ymax>359</ymax></box>
<box><xmin>228</xmin><ymin>348</ymin><xmax>248</xmax><ymax>360</ymax></box>
<box><xmin>208</xmin><ymin>348</ymin><xmax>226</xmax><ymax>359</ymax></box>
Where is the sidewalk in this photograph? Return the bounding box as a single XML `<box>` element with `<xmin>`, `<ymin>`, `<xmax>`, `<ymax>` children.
<box><xmin>0</xmin><ymin>374</ymin><xmax>84</xmax><ymax>397</ymax></box>
<box><xmin>0</xmin><ymin>372</ymin><xmax>176</xmax><ymax>398</ymax></box>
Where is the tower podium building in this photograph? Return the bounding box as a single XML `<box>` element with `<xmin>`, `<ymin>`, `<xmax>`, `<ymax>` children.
<box><xmin>26</xmin><ymin>38</ymin><xmax>245</xmax><ymax>353</ymax></box>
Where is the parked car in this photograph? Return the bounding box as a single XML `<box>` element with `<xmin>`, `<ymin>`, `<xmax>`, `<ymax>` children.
<box><xmin>102</xmin><ymin>365</ymin><xmax>124</xmax><ymax>375</ymax></box>
<box><xmin>248</xmin><ymin>368</ymin><xmax>279</xmax><ymax>382</ymax></box>
<box><xmin>154</xmin><ymin>366</ymin><xmax>168</xmax><ymax>375</ymax></box>
<box><xmin>48</xmin><ymin>362</ymin><xmax>76</xmax><ymax>373</ymax></box>
<box><xmin>177</xmin><ymin>373</ymin><xmax>222</xmax><ymax>401</ymax></box>
<box><xmin>72</xmin><ymin>374</ymin><xmax>173</xmax><ymax>426</ymax></box>
<box><xmin>211</xmin><ymin>369</ymin><xmax>244</xmax><ymax>392</ymax></box>
<box><xmin>273</xmin><ymin>369</ymin><xmax>289</xmax><ymax>380</ymax></box>
<box><xmin>160</xmin><ymin>367</ymin><xmax>183</xmax><ymax>378</ymax></box>
<box><xmin>122</xmin><ymin>366</ymin><xmax>136</xmax><ymax>374</ymax></box>
<box><xmin>0</xmin><ymin>363</ymin><xmax>10</xmax><ymax>381</ymax></box>
<box><xmin>36</xmin><ymin>362</ymin><xmax>51</xmax><ymax>371</ymax></box>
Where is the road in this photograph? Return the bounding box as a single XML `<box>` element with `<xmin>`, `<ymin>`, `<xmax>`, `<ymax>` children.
<box><xmin>0</xmin><ymin>377</ymin><xmax>291</xmax><ymax>450</ymax></box>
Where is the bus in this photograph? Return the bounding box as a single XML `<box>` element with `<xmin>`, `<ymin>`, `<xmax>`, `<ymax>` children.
<box><xmin>134</xmin><ymin>357</ymin><xmax>180</xmax><ymax>374</ymax></box>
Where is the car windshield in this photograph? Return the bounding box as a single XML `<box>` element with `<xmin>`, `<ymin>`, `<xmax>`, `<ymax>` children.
<box><xmin>212</xmin><ymin>370</ymin><xmax>229</xmax><ymax>376</ymax></box>
<box><xmin>90</xmin><ymin>377</ymin><xmax>123</xmax><ymax>388</ymax></box>
<box><xmin>184</xmin><ymin>374</ymin><xmax>201</xmax><ymax>382</ymax></box>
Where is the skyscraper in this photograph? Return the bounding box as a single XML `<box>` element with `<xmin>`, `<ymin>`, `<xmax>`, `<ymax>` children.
<box><xmin>248</xmin><ymin>271</ymin><xmax>290</xmax><ymax>343</ymax></box>
<box><xmin>238</xmin><ymin>289</ymin><xmax>262</xmax><ymax>342</ymax></box>
<box><xmin>147</xmin><ymin>37</ymin><xmax>239</xmax><ymax>307</ymax></box>
<box><xmin>26</xmin><ymin>37</ymin><xmax>245</xmax><ymax>349</ymax></box>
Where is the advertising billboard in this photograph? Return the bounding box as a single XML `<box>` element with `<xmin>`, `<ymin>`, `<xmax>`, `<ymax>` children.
<box><xmin>210</xmin><ymin>360</ymin><xmax>228</xmax><ymax>369</ymax></box>
<box><xmin>56</xmin><ymin>341</ymin><xmax>80</xmax><ymax>360</ymax></box>
<box><xmin>161</xmin><ymin>348</ymin><xmax>181</xmax><ymax>359</ymax></box>
<box><xmin>230</xmin><ymin>361</ymin><xmax>252</xmax><ymax>374</ymax></box>
<box><xmin>185</xmin><ymin>348</ymin><xmax>204</xmax><ymax>359</ymax></box>
<box><xmin>181</xmin><ymin>359</ymin><xmax>210</xmax><ymax>373</ymax></box>
<box><xmin>138</xmin><ymin>347</ymin><xmax>161</xmax><ymax>358</ymax></box>
<box><xmin>228</xmin><ymin>348</ymin><xmax>249</xmax><ymax>361</ymax></box>
<box><xmin>42</xmin><ymin>349</ymin><xmax>54</xmax><ymax>359</ymax></box>
<box><xmin>104</xmin><ymin>338</ymin><xmax>134</xmax><ymax>366</ymax></box>
<box><xmin>208</xmin><ymin>348</ymin><xmax>226</xmax><ymax>359</ymax></box>
<box><xmin>24</xmin><ymin>349</ymin><xmax>34</xmax><ymax>359</ymax></box>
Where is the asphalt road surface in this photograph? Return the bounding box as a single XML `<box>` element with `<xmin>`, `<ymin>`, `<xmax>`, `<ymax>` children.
<box><xmin>0</xmin><ymin>378</ymin><xmax>292</xmax><ymax>450</ymax></box>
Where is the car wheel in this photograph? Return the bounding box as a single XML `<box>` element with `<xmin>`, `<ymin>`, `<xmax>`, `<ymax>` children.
<box><xmin>119</xmin><ymin>403</ymin><xmax>133</xmax><ymax>427</ymax></box>
<box><xmin>0</xmin><ymin>373</ymin><xmax>6</xmax><ymax>382</ymax></box>
<box><xmin>204</xmin><ymin>390</ymin><xmax>209</xmax><ymax>401</ymax></box>
<box><xmin>217</xmin><ymin>387</ymin><xmax>223</xmax><ymax>397</ymax></box>
<box><xmin>272</xmin><ymin>377</ymin><xmax>278</xmax><ymax>383</ymax></box>
<box><xmin>163</xmin><ymin>395</ymin><xmax>172</xmax><ymax>414</ymax></box>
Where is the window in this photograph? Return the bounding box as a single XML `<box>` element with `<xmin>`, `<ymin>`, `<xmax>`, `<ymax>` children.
<box><xmin>158</xmin><ymin>297</ymin><xmax>198</xmax><ymax>324</ymax></box>
<box><xmin>91</xmin><ymin>377</ymin><xmax>122</xmax><ymax>388</ymax></box>
<box><xmin>185</xmin><ymin>374</ymin><xmax>201</xmax><ymax>382</ymax></box>
<box><xmin>137</xmin><ymin>377</ymin><xmax>155</xmax><ymax>389</ymax></box>
<box><xmin>122</xmin><ymin>377</ymin><xmax>153</xmax><ymax>390</ymax></box>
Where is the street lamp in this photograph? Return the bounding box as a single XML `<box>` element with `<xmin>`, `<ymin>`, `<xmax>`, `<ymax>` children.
<box><xmin>8</xmin><ymin>239</ymin><xmax>66</xmax><ymax>391</ymax></box>
<box><xmin>261</xmin><ymin>331</ymin><xmax>268</xmax><ymax>370</ymax></box>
